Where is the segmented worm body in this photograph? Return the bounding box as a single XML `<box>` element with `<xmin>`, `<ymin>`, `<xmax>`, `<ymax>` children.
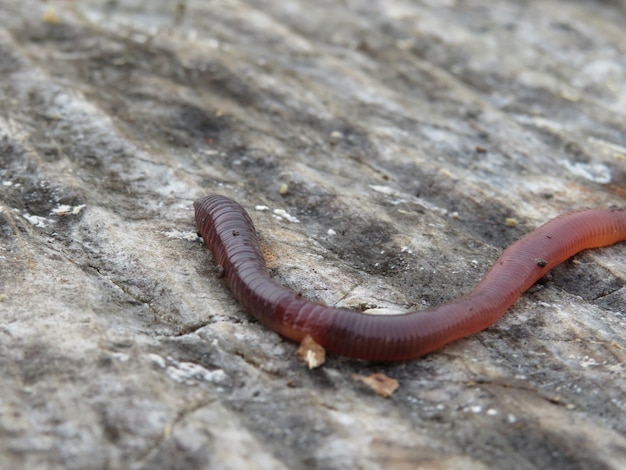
<box><xmin>194</xmin><ymin>195</ymin><xmax>626</xmax><ymax>361</ymax></box>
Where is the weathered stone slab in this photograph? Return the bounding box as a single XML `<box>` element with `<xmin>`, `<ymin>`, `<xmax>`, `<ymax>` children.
<box><xmin>1</xmin><ymin>1</ymin><xmax>624</xmax><ymax>468</ymax></box>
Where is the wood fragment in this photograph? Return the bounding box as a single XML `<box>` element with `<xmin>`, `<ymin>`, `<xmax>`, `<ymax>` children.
<box><xmin>297</xmin><ymin>335</ymin><xmax>326</xmax><ymax>369</ymax></box>
<box><xmin>352</xmin><ymin>373</ymin><xmax>399</xmax><ymax>398</ymax></box>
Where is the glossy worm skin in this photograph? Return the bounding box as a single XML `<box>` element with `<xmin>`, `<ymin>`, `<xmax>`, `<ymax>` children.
<box><xmin>194</xmin><ymin>195</ymin><xmax>626</xmax><ymax>361</ymax></box>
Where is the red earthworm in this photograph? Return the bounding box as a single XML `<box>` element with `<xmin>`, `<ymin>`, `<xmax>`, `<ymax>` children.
<box><xmin>194</xmin><ymin>195</ymin><xmax>626</xmax><ymax>361</ymax></box>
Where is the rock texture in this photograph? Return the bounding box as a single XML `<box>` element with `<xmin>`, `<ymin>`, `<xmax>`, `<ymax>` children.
<box><xmin>1</xmin><ymin>1</ymin><xmax>625</xmax><ymax>469</ymax></box>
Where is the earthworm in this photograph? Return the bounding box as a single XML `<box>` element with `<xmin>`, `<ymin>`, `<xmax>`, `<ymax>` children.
<box><xmin>194</xmin><ymin>195</ymin><xmax>626</xmax><ymax>361</ymax></box>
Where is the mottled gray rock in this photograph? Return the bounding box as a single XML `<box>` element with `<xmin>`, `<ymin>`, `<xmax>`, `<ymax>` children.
<box><xmin>1</xmin><ymin>0</ymin><xmax>625</xmax><ymax>469</ymax></box>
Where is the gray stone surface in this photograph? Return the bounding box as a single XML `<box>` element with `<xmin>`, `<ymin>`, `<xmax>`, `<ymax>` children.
<box><xmin>1</xmin><ymin>0</ymin><xmax>625</xmax><ymax>469</ymax></box>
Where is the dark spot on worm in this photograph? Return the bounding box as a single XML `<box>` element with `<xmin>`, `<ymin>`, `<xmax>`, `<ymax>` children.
<box><xmin>197</xmin><ymin>231</ymin><xmax>202</xmax><ymax>238</ymax></box>
<box><xmin>232</xmin><ymin>230</ymin><xmax>240</xmax><ymax>236</ymax></box>
<box><xmin>546</xmin><ymin>235</ymin><xmax>552</xmax><ymax>240</ymax></box>
<box><xmin>536</xmin><ymin>259</ymin><xmax>548</xmax><ymax>267</ymax></box>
